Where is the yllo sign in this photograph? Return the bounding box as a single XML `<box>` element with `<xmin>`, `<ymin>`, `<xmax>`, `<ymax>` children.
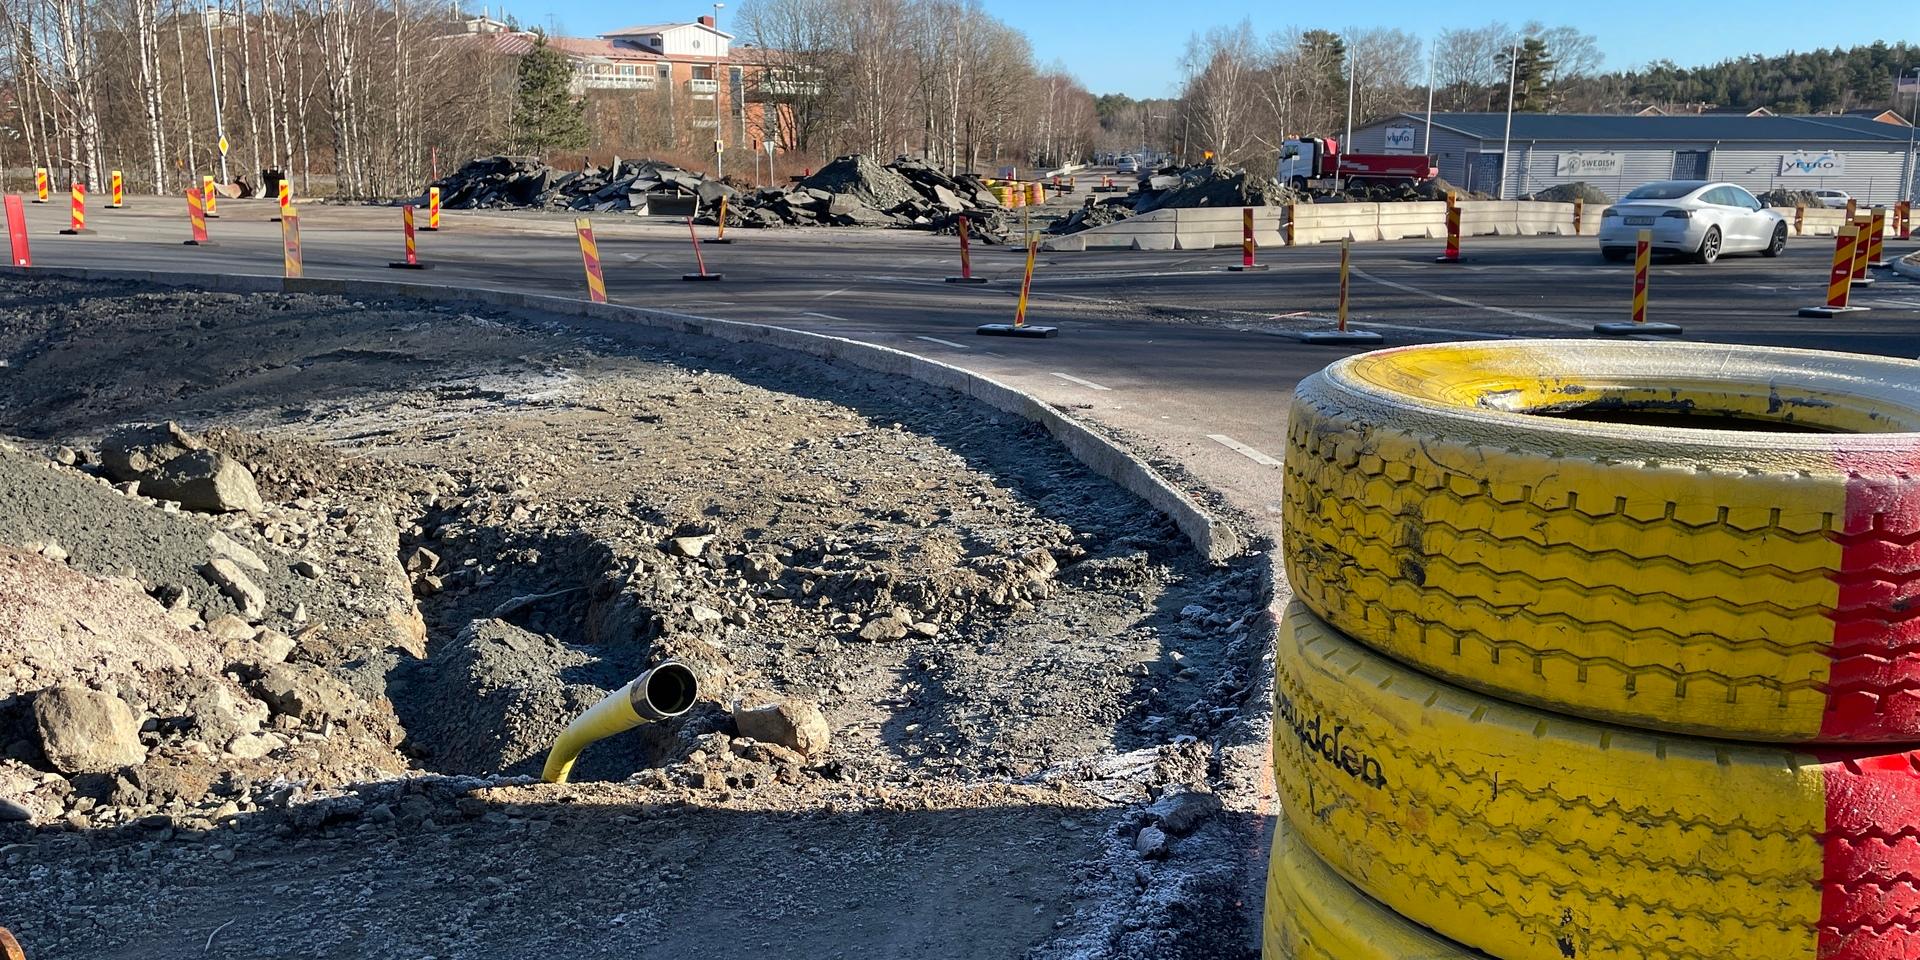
<box><xmin>1779</xmin><ymin>151</ymin><xmax>1844</xmax><ymax>176</ymax></box>
<box><xmin>1382</xmin><ymin>125</ymin><xmax>1417</xmax><ymax>154</ymax></box>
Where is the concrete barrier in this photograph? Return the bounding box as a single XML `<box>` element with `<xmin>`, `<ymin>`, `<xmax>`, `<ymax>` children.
<box><xmin>1044</xmin><ymin>198</ymin><xmax>1603</xmax><ymax>251</ymax></box>
<box><xmin>1779</xmin><ymin>206</ymin><xmax>1849</xmax><ymax>237</ymax></box>
<box><xmin>0</xmin><ymin>262</ymin><xmax>1240</xmax><ymax>563</ymax></box>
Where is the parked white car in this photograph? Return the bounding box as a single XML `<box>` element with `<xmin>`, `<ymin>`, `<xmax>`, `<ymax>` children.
<box><xmin>1114</xmin><ymin>156</ymin><xmax>1140</xmax><ymax>174</ymax></box>
<box><xmin>1812</xmin><ymin>189</ymin><xmax>1853</xmax><ymax>209</ymax></box>
<box><xmin>1598</xmin><ymin>180</ymin><xmax>1788</xmax><ymax>264</ymax></box>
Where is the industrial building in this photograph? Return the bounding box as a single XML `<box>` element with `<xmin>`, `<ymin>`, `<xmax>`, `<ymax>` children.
<box><xmin>1346</xmin><ymin>112</ymin><xmax>1919</xmax><ymax>203</ymax></box>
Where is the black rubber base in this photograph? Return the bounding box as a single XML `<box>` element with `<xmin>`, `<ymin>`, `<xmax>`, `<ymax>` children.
<box><xmin>1593</xmin><ymin>321</ymin><xmax>1684</xmax><ymax>335</ymax></box>
<box><xmin>388</xmin><ymin>261</ymin><xmax>433</xmax><ymax>270</ymax></box>
<box><xmin>1434</xmin><ymin>254</ymin><xmax>1462</xmax><ymax>263</ymax></box>
<box><xmin>58</xmin><ymin>228</ymin><xmax>95</xmax><ymax>235</ymax></box>
<box><xmin>1852</xmin><ymin>277</ymin><xmax>1876</xmax><ymax>287</ymax></box>
<box><xmin>182</xmin><ymin>240</ymin><xmax>217</xmax><ymax>246</ymax></box>
<box><xmin>706</xmin><ymin>238</ymin><xmax>736</xmax><ymax>244</ymax></box>
<box><xmin>945</xmin><ymin>276</ymin><xmax>990</xmax><ymax>284</ymax></box>
<box><xmin>419</xmin><ymin>227</ymin><xmax>440</xmax><ymax>233</ymax></box>
<box><xmin>1227</xmin><ymin>263</ymin><xmax>1270</xmax><ymax>272</ymax></box>
<box><xmin>682</xmin><ymin>273</ymin><xmax>723</xmax><ymax>281</ymax></box>
<box><xmin>976</xmin><ymin>323</ymin><xmax>1058</xmax><ymax>338</ymax></box>
<box><xmin>105</xmin><ymin>204</ymin><xmax>126</xmax><ymax>209</ymax></box>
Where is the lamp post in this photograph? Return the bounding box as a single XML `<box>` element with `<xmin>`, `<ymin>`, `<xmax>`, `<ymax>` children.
<box><xmin>1500</xmin><ymin>38</ymin><xmax>1518</xmax><ymax>200</ymax></box>
<box><xmin>202</xmin><ymin>2</ymin><xmax>230</xmax><ymax>184</ymax></box>
<box><xmin>712</xmin><ymin>2</ymin><xmax>725</xmax><ymax>180</ymax></box>
<box><xmin>1903</xmin><ymin>66</ymin><xmax>1919</xmax><ymax>204</ymax></box>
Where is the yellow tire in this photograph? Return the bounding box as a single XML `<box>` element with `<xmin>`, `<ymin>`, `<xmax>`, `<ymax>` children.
<box><xmin>1274</xmin><ymin>601</ymin><xmax>1920</xmax><ymax>960</ymax></box>
<box><xmin>1283</xmin><ymin>339</ymin><xmax>1920</xmax><ymax>741</ymax></box>
<box><xmin>1264</xmin><ymin>816</ymin><xmax>1487</xmax><ymax>960</ymax></box>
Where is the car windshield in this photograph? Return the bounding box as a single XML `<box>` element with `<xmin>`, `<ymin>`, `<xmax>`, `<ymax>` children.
<box><xmin>1624</xmin><ymin>182</ymin><xmax>1701</xmax><ymax>200</ymax></box>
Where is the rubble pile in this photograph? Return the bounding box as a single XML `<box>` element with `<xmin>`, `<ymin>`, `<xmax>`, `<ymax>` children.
<box><xmin>1134</xmin><ymin>164</ymin><xmax>1299</xmax><ymax>214</ymax></box>
<box><xmin>1524</xmin><ymin>182</ymin><xmax>1613</xmax><ymax>204</ymax></box>
<box><xmin>421</xmin><ymin>153</ymin><xmax>1010</xmax><ymax>240</ymax></box>
<box><xmin>1756</xmin><ymin>188</ymin><xmax>1829</xmax><ymax>208</ymax></box>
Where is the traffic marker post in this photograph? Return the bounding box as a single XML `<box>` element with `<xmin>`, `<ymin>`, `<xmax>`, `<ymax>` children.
<box><xmin>32</xmin><ymin>169</ymin><xmax>47</xmax><ymax>203</ymax></box>
<box><xmin>280</xmin><ymin>206</ymin><xmax>303</xmax><ymax>279</ymax></box>
<box><xmin>1435</xmin><ymin>192</ymin><xmax>1462</xmax><ymax>262</ymax></box>
<box><xmin>707</xmin><ymin>195</ymin><xmax>735</xmax><ymax>244</ymax></box>
<box><xmin>1596</xmin><ymin>229</ymin><xmax>1681</xmax><ymax>335</ymax></box>
<box><xmin>1845</xmin><ymin>197</ymin><xmax>1857</xmax><ymax>221</ymax></box>
<box><xmin>273</xmin><ymin>180</ymin><xmax>289</xmax><ymax>222</ymax></box>
<box><xmin>1898</xmin><ymin>201</ymin><xmax>1912</xmax><ymax>241</ymax></box>
<box><xmin>1867</xmin><ymin>207</ymin><xmax>1888</xmax><ymax>267</ymax></box>
<box><xmin>107</xmin><ymin>170</ymin><xmax>125</xmax><ymax>209</ymax></box>
<box><xmin>182</xmin><ymin>188</ymin><xmax>215</xmax><ymax>246</ymax></box>
<box><xmin>1283</xmin><ymin>203</ymin><xmax>1296</xmax><ymax>246</ymax></box>
<box><xmin>945</xmin><ymin>214</ymin><xmax>988</xmax><ymax>284</ymax></box>
<box><xmin>977</xmin><ymin>236</ymin><xmax>1057</xmax><ymax>338</ymax></box>
<box><xmin>1572</xmin><ymin>197</ymin><xmax>1584</xmax><ymax>235</ymax></box>
<box><xmin>58</xmin><ymin>183</ymin><xmax>93</xmax><ymax>235</ymax></box>
<box><xmin>1799</xmin><ymin>225</ymin><xmax>1867</xmax><ymax>317</ymax></box>
<box><xmin>1794</xmin><ymin>204</ymin><xmax>1805</xmax><ymax>237</ymax></box>
<box><xmin>681</xmin><ymin>216</ymin><xmax>721</xmax><ymax>281</ymax></box>
<box><xmin>1849</xmin><ymin>215</ymin><xmax>1875</xmax><ymax>287</ymax></box>
<box><xmin>1227</xmin><ymin>207</ymin><xmax>1268</xmax><ymax>271</ymax></box>
<box><xmin>201</xmin><ymin>175</ymin><xmax>219</xmax><ymax>218</ymax></box>
<box><xmin>5</xmin><ymin>195</ymin><xmax>31</xmax><ymax>266</ymax></box>
<box><xmin>387</xmin><ymin>205</ymin><xmax>431</xmax><ymax>270</ymax></box>
<box><xmin>424</xmin><ymin>186</ymin><xmax>443</xmax><ymax>231</ymax></box>
<box><xmin>575</xmin><ymin>217</ymin><xmax>607</xmax><ymax>303</ymax></box>
<box><xmin>1297</xmin><ymin>237</ymin><xmax>1383</xmax><ymax>344</ymax></box>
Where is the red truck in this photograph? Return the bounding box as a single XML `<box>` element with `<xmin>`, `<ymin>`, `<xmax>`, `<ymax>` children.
<box><xmin>1277</xmin><ymin>136</ymin><xmax>1437</xmax><ymax>192</ymax></box>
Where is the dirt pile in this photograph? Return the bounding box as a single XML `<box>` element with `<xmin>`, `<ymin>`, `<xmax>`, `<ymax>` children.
<box><xmin>1134</xmin><ymin>164</ymin><xmax>1299</xmax><ymax>214</ymax></box>
<box><xmin>423</xmin><ymin>153</ymin><xmax>1010</xmax><ymax>239</ymax></box>
<box><xmin>1757</xmin><ymin>187</ymin><xmax>1828</xmax><ymax>208</ymax></box>
<box><xmin>1524</xmin><ymin>181</ymin><xmax>1613</xmax><ymax>204</ymax></box>
<box><xmin>1050</xmin><ymin>196</ymin><xmax>1137</xmax><ymax>234</ymax></box>
<box><xmin>0</xmin><ymin>275</ymin><xmax>1267</xmax><ymax>958</ymax></box>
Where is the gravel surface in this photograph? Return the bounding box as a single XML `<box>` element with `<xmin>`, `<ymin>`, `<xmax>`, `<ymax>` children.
<box><xmin>0</xmin><ymin>276</ymin><xmax>1272</xmax><ymax>959</ymax></box>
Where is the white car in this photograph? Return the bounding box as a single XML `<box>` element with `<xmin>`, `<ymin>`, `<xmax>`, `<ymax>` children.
<box><xmin>1812</xmin><ymin>189</ymin><xmax>1852</xmax><ymax>209</ymax></box>
<box><xmin>1598</xmin><ymin>180</ymin><xmax>1788</xmax><ymax>264</ymax></box>
<box><xmin>1115</xmin><ymin>156</ymin><xmax>1139</xmax><ymax>174</ymax></box>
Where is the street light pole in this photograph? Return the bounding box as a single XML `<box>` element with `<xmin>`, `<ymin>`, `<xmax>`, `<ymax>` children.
<box><xmin>201</xmin><ymin>1</ymin><xmax>230</xmax><ymax>183</ymax></box>
<box><xmin>713</xmin><ymin>2</ymin><xmax>725</xmax><ymax>180</ymax></box>
<box><xmin>1423</xmin><ymin>46</ymin><xmax>1436</xmax><ymax>154</ymax></box>
<box><xmin>1904</xmin><ymin>66</ymin><xmax>1919</xmax><ymax>204</ymax></box>
<box><xmin>1500</xmin><ymin>39</ymin><xmax>1518</xmax><ymax>200</ymax></box>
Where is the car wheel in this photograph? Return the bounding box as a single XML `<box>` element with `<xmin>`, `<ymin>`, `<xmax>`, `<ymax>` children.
<box><xmin>1601</xmin><ymin>246</ymin><xmax>1631</xmax><ymax>262</ymax></box>
<box><xmin>1763</xmin><ymin>222</ymin><xmax>1788</xmax><ymax>257</ymax></box>
<box><xmin>1695</xmin><ymin>225</ymin><xmax>1721</xmax><ymax>264</ymax></box>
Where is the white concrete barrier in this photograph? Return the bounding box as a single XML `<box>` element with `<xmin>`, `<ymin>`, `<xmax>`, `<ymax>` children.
<box><xmin>1043</xmin><ymin>199</ymin><xmax>1607</xmax><ymax>251</ymax></box>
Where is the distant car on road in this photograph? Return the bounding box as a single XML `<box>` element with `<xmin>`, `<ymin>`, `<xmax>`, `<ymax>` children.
<box><xmin>1114</xmin><ymin>156</ymin><xmax>1139</xmax><ymax>174</ymax></box>
<box><xmin>1598</xmin><ymin>180</ymin><xmax>1787</xmax><ymax>264</ymax></box>
<box><xmin>1812</xmin><ymin>188</ymin><xmax>1853</xmax><ymax>209</ymax></box>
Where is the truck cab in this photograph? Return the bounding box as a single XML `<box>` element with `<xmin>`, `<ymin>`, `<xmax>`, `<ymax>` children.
<box><xmin>1278</xmin><ymin>136</ymin><xmax>1437</xmax><ymax>193</ymax></box>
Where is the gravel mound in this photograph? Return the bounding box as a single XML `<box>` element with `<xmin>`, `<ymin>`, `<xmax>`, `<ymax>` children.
<box><xmin>1524</xmin><ymin>181</ymin><xmax>1613</xmax><ymax>204</ymax></box>
<box><xmin>1757</xmin><ymin>188</ymin><xmax>1829</xmax><ymax>208</ymax></box>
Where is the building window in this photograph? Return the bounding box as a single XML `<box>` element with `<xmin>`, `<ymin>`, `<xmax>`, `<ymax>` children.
<box><xmin>730</xmin><ymin>66</ymin><xmax>744</xmax><ymax>118</ymax></box>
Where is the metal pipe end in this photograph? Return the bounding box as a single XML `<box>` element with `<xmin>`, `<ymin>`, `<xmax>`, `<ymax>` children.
<box><xmin>629</xmin><ymin>661</ymin><xmax>698</xmax><ymax>722</ymax></box>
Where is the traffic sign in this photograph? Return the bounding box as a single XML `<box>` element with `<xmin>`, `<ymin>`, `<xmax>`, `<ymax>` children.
<box><xmin>218</xmin><ymin>136</ymin><xmax>229</xmax><ymax>156</ymax></box>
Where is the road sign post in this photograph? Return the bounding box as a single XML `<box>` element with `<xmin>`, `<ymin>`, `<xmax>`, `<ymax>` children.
<box><xmin>280</xmin><ymin>206</ymin><xmax>303</xmax><ymax>278</ymax></box>
<box><xmin>1436</xmin><ymin>192</ymin><xmax>1462</xmax><ymax>262</ymax></box>
<box><xmin>388</xmin><ymin>205</ymin><xmax>431</xmax><ymax>270</ymax></box>
<box><xmin>58</xmin><ymin>183</ymin><xmax>93</xmax><ymax>235</ymax></box>
<box><xmin>1799</xmin><ymin>225</ymin><xmax>1867</xmax><ymax>317</ymax></box>
<box><xmin>32</xmin><ymin>169</ymin><xmax>47</xmax><ymax>204</ymax></box>
<box><xmin>708</xmin><ymin>195</ymin><xmax>735</xmax><ymax>244</ymax></box>
<box><xmin>273</xmin><ymin>180</ymin><xmax>289</xmax><ymax>222</ymax></box>
<box><xmin>1573</xmin><ymin>197</ymin><xmax>1584</xmax><ymax>235</ymax></box>
<box><xmin>183</xmin><ymin>188</ymin><xmax>214</xmax><ymax>246</ymax></box>
<box><xmin>1296</xmin><ymin>237</ymin><xmax>1383</xmax><ymax>343</ymax></box>
<box><xmin>1227</xmin><ymin>207</ymin><xmax>1268</xmax><ymax>272</ymax></box>
<box><xmin>5</xmin><ymin>195</ymin><xmax>31</xmax><ymax>266</ymax></box>
<box><xmin>1867</xmin><ymin>207</ymin><xmax>1889</xmax><ymax>267</ymax></box>
<box><xmin>1794</xmin><ymin>204</ymin><xmax>1805</xmax><ymax>237</ymax></box>
<box><xmin>202</xmin><ymin>175</ymin><xmax>219</xmax><ymax>218</ymax></box>
<box><xmin>682</xmin><ymin>215</ymin><xmax>722</xmax><ymax>281</ymax></box>
<box><xmin>423</xmin><ymin>186</ymin><xmax>442</xmax><ymax>231</ymax></box>
<box><xmin>575</xmin><ymin>218</ymin><xmax>607</xmax><ymax>303</ymax></box>
<box><xmin>107</xmin><ymin>170</ymin><xmax>125</xmax><ymax>209</ymax></box>
<box><xmin>1595</xmin><ymin>229</ymin><xmax>1682</xmax><ymax>334</ymax></box>
<box><xmin>977</xmin><ymin>236</ymin><xmax>1057</xmax><ymax>337</ymax></box>
<box><xmin>1849</xmin><ymin>215</ymin><xmax>1876</xmax><ymax>287</ymax></box>
<box><xmin>945</xmin><ymin>215</ymin><xmax>988</xmax><ymax>284</ymax></box>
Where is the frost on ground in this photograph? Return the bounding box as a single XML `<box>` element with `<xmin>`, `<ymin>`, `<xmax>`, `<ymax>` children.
<box><xmin>0</xmin><ymin>277</ymin><xmax>1274</xmax><ymax>959</ymax></box>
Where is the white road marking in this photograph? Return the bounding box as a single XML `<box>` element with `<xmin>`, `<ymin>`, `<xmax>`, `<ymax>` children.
<box><xmin>915</xmin><ymin>336</ymin><xmax>971</xmax><ymax>349</ymax></box>
<box><xmin>811</xmin><ymin>286</ymin><xmax>850</xmax><ymax>300</ymax></box>
<box><xmin>1049</xmin><ymin>371</ymin><xmax>1112</xmax><ymax>391</ymax></box>
<box><xmin>1349</xmin><ymin>266</ymin><xmax>1587</xmax><ymax>329</ymax></box>
<box><xmin>1207</xmin><ymin>434</ymin><xmax>1282</xmax><ymax>466</ymax></box>
<box><xmin>1863</xmin><ymin>298</ymin><xmax>1920</xmax><ymax>308</ymax></box>
<box><xmin>801</xmin><ymin>311</ymin><xmax>857</xmax><ymax>323</ymax></box>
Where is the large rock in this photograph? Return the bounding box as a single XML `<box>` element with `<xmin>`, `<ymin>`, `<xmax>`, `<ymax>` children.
<box><xmin>98</xmin><ymin>421</ymin><xmax>200</xmax><ymax>480</ymax></box>
<box><xmin>249</xmin><ymin>662</ymin><xmax>359</xmax><ymax>723</ymax></box>
<box><xmin>201</xmin><ymin>557</ymin><xmax>267</xmax><ymax>618</ymax></box>
<box><xmin>33</xmin><ymin>684</ymin><xmax>147</xmax><ymax>774</ymax></box>
<box><xmin>141</xmin><ymin>449</ymin><xmax>265</xmax><ymax>514</ymax></box>
<box><xmin>732</xmin><ymin>699</ymin><xmax>831</xmax><ymax>758</ymax></box>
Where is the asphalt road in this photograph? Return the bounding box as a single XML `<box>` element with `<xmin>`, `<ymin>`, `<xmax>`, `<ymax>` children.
<box><xmin>9</xmin><ymin>171</ymin><xmax>1920</xmax><ymax>531</ymax></box>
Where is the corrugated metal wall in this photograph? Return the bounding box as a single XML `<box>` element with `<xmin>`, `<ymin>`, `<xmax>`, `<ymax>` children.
<box><xmin>1353</xmin><ymin>118</ymin><xmax>1920</xmax><ymax>204</ymax></box>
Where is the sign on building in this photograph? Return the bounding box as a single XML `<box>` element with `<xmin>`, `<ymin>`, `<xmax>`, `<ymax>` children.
<box><xmin>1382</xmin><ymin>125</ymin><xmax>1417</xmax><ymax>154</ymax></box>
<box><xmin>1779</xmin><ymin>151</ymin><xmax>1845</xmax><ymax>176</ymax></box>
<box><xmin>1555</xmin><ymin>152</ymin><xmax>1622</xmax><ymax>177</ymax></box>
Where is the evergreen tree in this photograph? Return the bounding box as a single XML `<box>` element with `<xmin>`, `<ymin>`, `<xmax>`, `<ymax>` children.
<box><xmin>509</xmin><ymin>34</ymin><xmax>589</xmax><ymax>155</ymax></box>
<box><xmin>1499</xmin><ymin>37</ymin><xmax>1556</xmax><ymax>111</ymax></box>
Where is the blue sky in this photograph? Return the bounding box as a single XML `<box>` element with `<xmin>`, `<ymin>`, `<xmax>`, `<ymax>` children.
<box><xmin>510</xmin><ymin>1</ymin><xmax>1915</xmax><ymax>99</ymax></box>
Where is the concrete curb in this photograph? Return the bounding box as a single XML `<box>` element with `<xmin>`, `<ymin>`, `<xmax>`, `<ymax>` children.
<box><xmin>0</xmin><ymin>264</ymin><xmax>1241</xmax><ymax>562</ymax></box>
<box><xmin>1891</xmin><ymin>252</ymin><xmax>1920</xmax><ymax>284</ymax></box>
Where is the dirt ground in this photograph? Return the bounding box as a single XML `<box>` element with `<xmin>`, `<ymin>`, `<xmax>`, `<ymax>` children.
<box><xmin>0</xmin><ymin>276</ymin><xmax>1273</xmax><ymax>959</ymax></box>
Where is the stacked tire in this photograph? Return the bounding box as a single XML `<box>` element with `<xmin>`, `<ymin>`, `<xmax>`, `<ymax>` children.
<box><xmin>1266</xmin><ymin>340</ymin><xmax>1920</xmax><ymax>960</ymax></box>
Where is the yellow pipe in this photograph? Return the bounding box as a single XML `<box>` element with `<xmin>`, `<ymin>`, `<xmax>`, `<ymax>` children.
<box><xmin>541</xmin><ymin>661</ymin><xmax>698</xmax><ymax>783</ymax></box>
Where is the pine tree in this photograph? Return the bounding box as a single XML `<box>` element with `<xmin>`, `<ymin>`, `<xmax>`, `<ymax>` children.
<box><xmin>509</xmin><ymin>34</ymin><xmax>589</xmax><ymax>156</ymax></box>
<box><xmin>1499</xmin><ymin>37</ymin><xmax>1556</xmax><ymax>111</ymax></box>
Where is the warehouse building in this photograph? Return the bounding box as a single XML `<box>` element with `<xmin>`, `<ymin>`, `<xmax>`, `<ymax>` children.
<box><xmin>1345</xmin><ymin>113</ymin><xmax>1919</xmax><ymax>203</ymax></box>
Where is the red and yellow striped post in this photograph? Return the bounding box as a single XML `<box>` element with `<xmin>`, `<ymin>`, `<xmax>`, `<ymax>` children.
<box><xmin>1436</xmin><ymin>191</ymin><xmax>1462</xmax><ymax>262</ymax></box>
<box><xmin>681</xmin><ymin>215</ymin><xmax>722</xmax><ymax>281</ymax></box>
<box><xmin>423</xmin><ymin>186</ymin><xmax>442</xmax><ymax>231</ymax></box>
<box><xmin>274</xmin><ymin>180</ymin><xmax>290</xmax><ymax>222</ymax></box>
<box><xmin>388</xmin><ymin>205</ymin><xmax>430</xmax><ymax>270</ymax></box>
<box><xmin>1899</xmin><ymin>201</ymin><xmax>1913</xmax><ymax>241</ymax></box>
<box><xmin>575</xmin><ymin>217</ymin><xmax>607</xmax><ymax>303</ymax></box>
<box><xmin>1866</xmin><ymin>207</ymin><xmax>1888</xmax><ymax>267</ymax></box>
<box><xmin>1283</xmin><ymin>202</ymin><xmax>1296</xmax><ymax>246</ymax></box>
<box><xmin>280</xmin><ymin>205</ymin><xmax>303</xmax><ymax>278</ymax></box>
<box><xmin>183</xmin><ymin>188</ymin><xmax>213</xmax><ymax>245</ymax></box>
<box><xmin>1630</xmin><ymin>229</ymin><xmax>1651</xmax><ymax>324</ymax></box>
<box><xmin>1228</xmin><ymin>206</ymin><xmax>1267</xmax><ymax>272</ymax></box>
<box><xmin>945</xmin><ymin>214</ymin><xmax>987</xmax><ymax>284</ymax></box>
<box><xmin>107</xmin><ymin>170</ymin><xmax>125</xmax><ymax>209</ymax></box>
<box><xmin>1337</xmin><ymin>237</ymin><xmax>1354</xmax><ymax>329</ymax></box>
<box><xmin>201</xmin><ymin>175</ymin><xmax>219</xmax><ymax>218</ymax></box>
<box><xmin>1799</xmin><ymin>225</ymin><xmax>1865</xmax><ymax>317</ymax></box>
<box><xmin>1844</xmin><ymin>197</ymin><xmax>1857</xmax><ymax>221</ymax></box>
<box><xmin>706</xmin><ymin>194</ymin><xmax>735</xmax><ymax>244</ymax></box>
<box><xmin>5</xmin><ymin>194</ymin><xmax>31</xmax><ymax>266</ymax></box>
<box><xmin>32</xmin><ymin>169</ymin><xmax>48</xmax><ymax>204</ymax></box>
<box><xmin>1572</xmin><ymin>197</ymin><xmax>1584</xmax><ymax>235</ymax></box>
<box><xmin>1014</xmin><ymin>235</ymin><xmax>1037</xmax><ymax>326</ymax></box>
<box><xmin>1794</xmin><ymin>203</ymin><xmax>1806</xmax><ymax>237</ymax></box>
<box><xmin>1849</xmin><ymin>215</ymin><xmax>1874</xmax><ymax>287</ymax></box>
<box><xmin>58</xmin><ymin>183</ymin><xmax>92</xmax><ymax>235</ymax></box>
